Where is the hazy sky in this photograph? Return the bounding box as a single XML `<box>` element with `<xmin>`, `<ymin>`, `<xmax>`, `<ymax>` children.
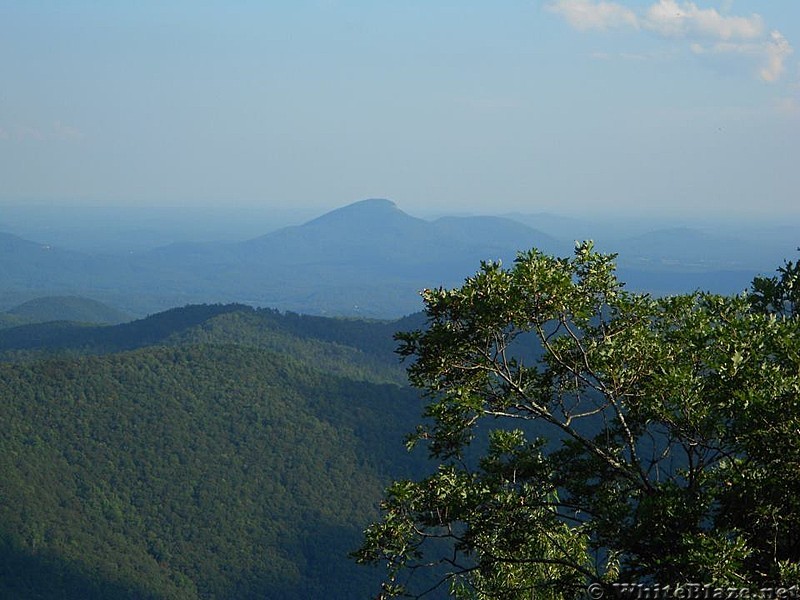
<box><xmin>1</xmin><ymin>1</ymin><xmax>798</xmax><ymax>218</ymax></box>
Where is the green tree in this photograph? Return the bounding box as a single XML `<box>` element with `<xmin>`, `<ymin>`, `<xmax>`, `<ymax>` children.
<box><xmin>749</xmin><ymin>251</ymin><xmax>799</xmax><ymax>317</ymax></box>
<box><xmin>353</xmin><ymin>243</ymin><xmax>800</xmax><ymax>599</ymax></box>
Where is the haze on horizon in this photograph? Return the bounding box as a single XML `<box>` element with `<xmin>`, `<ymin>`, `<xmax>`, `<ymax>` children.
<box><xmin>1</xmin><ymin>1</ymin><xmax>798</xmax><ymax>220</ymax></box>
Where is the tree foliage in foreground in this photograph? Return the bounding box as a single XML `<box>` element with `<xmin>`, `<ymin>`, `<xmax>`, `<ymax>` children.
<box><xmin>354</xmin><ymin>242</ymin><xmax>800</xmax><ymax>598</ymax></box>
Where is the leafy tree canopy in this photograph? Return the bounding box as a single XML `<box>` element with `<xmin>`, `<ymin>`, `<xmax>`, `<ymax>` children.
<box><xmin>354</xmin><ymin>242</ymin><xmax>800</xmax><ymax>599</ymax></box>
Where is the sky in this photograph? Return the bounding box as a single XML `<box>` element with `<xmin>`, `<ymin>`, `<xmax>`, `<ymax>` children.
<box><xmin>1</xmin><ymin>0</ymin><xmax>798</xmax><ymax>219</ymax></box>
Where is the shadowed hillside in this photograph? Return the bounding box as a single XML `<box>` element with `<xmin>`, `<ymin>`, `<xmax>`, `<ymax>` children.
<box><xmin>0</xmin><ymin>304</ymin><xmax>435</xmax><ymax>599</ymax></box>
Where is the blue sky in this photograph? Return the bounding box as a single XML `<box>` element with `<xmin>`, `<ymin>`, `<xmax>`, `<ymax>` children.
<box><xmin>1</xmin><ymin>1</ymin><xmax>798</xmax><ymax>218</ymax></box>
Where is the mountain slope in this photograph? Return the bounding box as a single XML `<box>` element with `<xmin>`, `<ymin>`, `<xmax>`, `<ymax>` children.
<box><xmin>0</xmin><ymin>343</ymin><xmax>426</xmax><ymax>599</ymax></box>
<box><xmin>171</xmin><ymin>199</ymin><xmax>565</xmax><ymax>315</ymax></box>
<box><xmin>1</xmin><ymin>200</ymin><xmax>565</xmax><ymax>317</ymax></box>
<box><xmin>0</xmin><ymin>303</ymin><xmax>437</xmax><ymax>598</ymax></box>
<box><xmin>0</xmin><ymin>303</ymin><xmax>421</xmax><ymax>384</ymax></box>
<box><xmin>3</xmin><ymin>296</ymin><xmax>132</xmax><ymax>326</ymax></box>
<box><xmin>3</xmin><ymin>200</ymin><xmax>785</xmax><ymax>317</ymax></box>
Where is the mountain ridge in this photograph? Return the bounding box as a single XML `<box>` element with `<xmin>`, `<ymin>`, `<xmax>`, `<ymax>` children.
<box><xmin>3</xmin><ymin>296</ymin><xmax>132</xmax><ymax>326</ymax></box>
<box><xmin>1</xmin><ymin>199</ymin><xmax>793</xmax><ymax>317</ymax></box>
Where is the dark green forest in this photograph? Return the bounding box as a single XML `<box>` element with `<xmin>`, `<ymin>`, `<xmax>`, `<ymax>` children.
<box><xmin>0</xmin><ymin>305</ymin><xmax>429</xmax><ymax>599</ymax></box>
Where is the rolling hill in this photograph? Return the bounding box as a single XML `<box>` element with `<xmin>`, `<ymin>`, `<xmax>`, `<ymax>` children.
<box><xmin>0</xmin><ymin>303</ymin><xmax>433</xmax><ymax>599</ymax></box>
<box><xmin>0</xmin><ymin>296</ymin><xmax>132</xmax><ymax>328</ymax></box>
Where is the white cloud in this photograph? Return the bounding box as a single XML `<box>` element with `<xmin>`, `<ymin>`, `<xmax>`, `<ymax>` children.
<box><xmin>547</xmin><ymin>0</ymin><xmax>792</xmax><ymax>82</ymax></box>
<box><xmin>15</xmin><ymin>126</ymin><xmax>45</xmax><ymax>142</ymax></box>
<box><xmin>760</xmin><ymin>30</ymin><xmax>793</xmax><ymax>82</ymax></box>
<box><xmin>690</xmin><ymin>30</ymin><xmax>793</xmax><ymax>83</ymax></box>
<box><xmin>643</xmin><ymin>0</ymin><xmax>763</xmax><ymax>41</ymax></box>
<box><xmin>1</xmin><ymin>122</ymin><xmax>86</xmax><ymax>143</ymax></box>
<box><xmin>53</xmin><ymin>121</ymin><xmax>85</xmax><ymax>141</ymax></box>
<box><xmin>546</xmin><ymin>0</ymin><xmax>638</xmax><ymax>31</ymax></box>
<box><xmin>774</xmin><ymin>96</ymin><xmax>800</xmax><ymax>117</ymax></box>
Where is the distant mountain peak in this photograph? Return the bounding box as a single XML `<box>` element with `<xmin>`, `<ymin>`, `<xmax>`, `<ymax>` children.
<box><xmin>349</xmin><ymin>198</ymin><xmax>396</xmax><ymax>209</ymax></box>
<box><xmin>301</xmin><ymin>198</ymin><xmax>421</xmax><ymax>229</ymax></box>
<box><xmin>313</xmin><ymin>198</ymin><xmax>397</xmax><ymax>216</ymax></box>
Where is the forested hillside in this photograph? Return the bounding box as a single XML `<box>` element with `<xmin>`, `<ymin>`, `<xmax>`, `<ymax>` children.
<box><xmin>0</xmin><ymin>296</ymin><xmax>132</xmax><ymax>329</ymax></box>
<box><xmin>0</xmin><ymin>304</ymin><xmax>424</xmax><ymax>383</ymax></box>
<box><xmin>0</xmin><ymin>305</ymin><xmax>430</xmax><ymax>599</ymax></box>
